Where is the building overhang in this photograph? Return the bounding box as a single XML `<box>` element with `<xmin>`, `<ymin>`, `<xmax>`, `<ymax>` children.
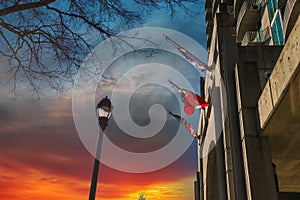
<box><xmin>258</xmin><ymin>17</ymin><xmax>300</xmax><ymax>192</ymax></box>
<box><xmin>236</xmin><ymin>0</ymin><xmax>260</xmax><ymax>42</ymax></box>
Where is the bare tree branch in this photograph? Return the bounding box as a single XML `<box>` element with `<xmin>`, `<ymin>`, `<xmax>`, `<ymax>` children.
<box><xmin>0</xmin><ymin>0</ymin><xmax>55</xmax><ymax>16</ymax></box>
<box><xmin>0</xmin><ymin>0</ymin><xmax>199</xmax><ymax>95</ymax></box>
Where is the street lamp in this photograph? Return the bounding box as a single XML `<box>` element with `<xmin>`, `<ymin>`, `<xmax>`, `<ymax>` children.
<box><xmin>89</xmin><ymin>96</ymin><xmax>112</xmax><ymax>200</ymax></box>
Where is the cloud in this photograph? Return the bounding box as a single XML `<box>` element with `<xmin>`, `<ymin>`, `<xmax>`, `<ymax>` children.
<box><xmin>97</xmin><ymin>177</ymin><xmax>195</xmax><ymax>200</ymax></box>
<box><xmin>0</xmin><ymin>95</ymin><xmax>197</xmax><ymax>199</ymax></box>
<box><xmin>0</xmin><ymin>1</ymin><xmax>206</xmax><ymax>198</ymax></box>
<box><xmin>0</xmin><ymin>162</ymin><xmax>89</xmax><ymax>200</ymax></box>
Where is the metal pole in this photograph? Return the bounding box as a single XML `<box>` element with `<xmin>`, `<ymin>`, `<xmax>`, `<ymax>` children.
<box><xmin>88</xmin><ymin>130</ymin><xmax>104</xmax><ymax>200</ymax></box>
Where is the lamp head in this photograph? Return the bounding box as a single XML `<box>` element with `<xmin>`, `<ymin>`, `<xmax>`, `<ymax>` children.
<box><xmin>96</xmin><ymin>96</ymin><xmax>112</xmax><ymax>130</ymax></box>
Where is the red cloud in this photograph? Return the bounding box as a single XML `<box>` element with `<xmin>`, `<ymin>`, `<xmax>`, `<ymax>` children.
<box><xmin>0</xmin><ymin>96</ymin><xmax>197</xmax><ymax>199</ymax></box>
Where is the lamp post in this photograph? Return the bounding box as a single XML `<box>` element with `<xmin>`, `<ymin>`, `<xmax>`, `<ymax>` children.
<box><xmin>88</xmin><ymin>96</ymin><xmax>112</xmax><ymax>200</ymax></box>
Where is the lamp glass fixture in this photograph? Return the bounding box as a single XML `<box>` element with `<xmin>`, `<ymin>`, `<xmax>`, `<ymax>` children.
<box><xmin>97</xmin><ymin>106</ymin><xmax>112</xmax><ymax>119</ymax></box>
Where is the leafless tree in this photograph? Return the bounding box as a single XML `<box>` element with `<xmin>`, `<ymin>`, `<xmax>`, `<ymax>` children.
<box><xmin>0</xmin><ymin>0</ymin><xmax>198</xmax><ymax>94</ymax></box>
<box><xmin>138</xmin><ymin>192</ymin><xmax>146</xmax><ymax>200</ymax></box>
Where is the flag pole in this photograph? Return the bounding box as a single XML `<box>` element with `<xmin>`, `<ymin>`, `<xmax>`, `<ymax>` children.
<box><xmin>163</xmin><ymin>34</ymin><xmax>182</xmax><ymax>49</ymax></box>
<box><xmin>167</xmin><ymin>110</ymin><xmax>200</xmax><ymax>139</ymax></box>
<box><xmin>168</xmin><ymin>80</ymin><xmax>180</xmax><ymax>90</ymax></box>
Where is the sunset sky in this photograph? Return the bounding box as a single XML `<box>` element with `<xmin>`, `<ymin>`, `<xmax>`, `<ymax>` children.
<box><xmin>0</xmin><ymin>96</ymin><xmax>197</xmax><ymax>200</ymax></box>
<box><xmin>0</xmin><ymin>1</ymin><xmax>206</xmax><ymax>199</ymax></box>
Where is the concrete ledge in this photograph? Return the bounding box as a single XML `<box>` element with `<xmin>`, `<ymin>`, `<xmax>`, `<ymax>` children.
<box><xmin>270</xmin><ymin>15</ymin><xmax>300</xmax><ymax>101</ymax></box>
<box><xmin>258</xmin><ymin>80</ymin><xmax>274</xmax><ymax>128</ymax></box>
<box><xmin>258</xmin><ymin>16</ymin><xmax>300</xmax><ymax>129</ymax></box>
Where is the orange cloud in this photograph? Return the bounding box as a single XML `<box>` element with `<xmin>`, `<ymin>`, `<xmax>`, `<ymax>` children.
<box><xmin>0</xmin><ymin>96</ymin><xmax>198</xmax><ymax>200</ymax></box>
<box><xmin>0</xmin><ymin>157</ymin><xmax>195</xmax><ymax>200</ymax></box>
<box><xmin>97</xmin><ymin>177</ymin><xmax>195</xmax><ymax>200</ymax></box>
<box><xmin>0</xmin><ymin>159</ymin><xmax>88</xmax><ymax>200</ymax></box>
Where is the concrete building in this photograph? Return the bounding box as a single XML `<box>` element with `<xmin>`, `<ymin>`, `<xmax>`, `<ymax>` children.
<box><xmin>194</xmin><ymin>0</ymin><xmax>300</xmax><ymax>199</ymax></box>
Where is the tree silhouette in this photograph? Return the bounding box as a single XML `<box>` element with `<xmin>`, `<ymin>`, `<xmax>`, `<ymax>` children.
<box><xmin>0</xmin><ymin>0</ymin><xmax>197</xmax><ymax>94</ymax></box>
<box><xmin>138</xmin><ymin>192</ymin><xmax>146</xmax><ymax>200</ymax></box>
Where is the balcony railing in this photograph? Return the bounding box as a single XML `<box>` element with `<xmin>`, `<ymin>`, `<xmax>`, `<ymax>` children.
<box><xmin>241</xmin><ymin>27</ymin><xmax>271</xmax><ymax>46</ymax></box>
<box><xmin>283</xmin><ymin>0</ymin><xmax>297</xmax><ymax>35</ymax></box>
<box><xmin>236</xmin><ymin>0</ymin><xmax>260</xmax><ymax>33</ymax></box>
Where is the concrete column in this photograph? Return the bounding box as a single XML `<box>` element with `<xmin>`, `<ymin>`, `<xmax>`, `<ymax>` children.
<box><xmin>195</xmin><ymin>171</ymin><xmax>202</xmax><ymax>200</ymax></box>
<box><xmin>195</xmin><ymin>177</ymin><xmax>200</xmax><ymax>200</ymax></box>
<box><xmin>223</xmin><ymin>36</ymin><xmax>247</xmax><ymax>200</ymax></box>
<box><xmin>223</xmin><ymin>117</ymin><xmax>236</xmax><ymax>200</ymax></box>
<box><xmin>235</xmin><ymin>62</ymin><xmax>278</xmax><ymax>200</ymax></box>
<box><xmin>216</xmin><ymin>136</ymin><xmax>227</xmax><ymax>200</ymax></box>
<box><xmin>213</xmin><ymin>85</ymin><xmax>227</xmax><ymax>200</ymax></box>
<box><xmin>241</xmin><ymin>136</ymin><xmax>278</xmax><ymax>200</ymax></box>
<box><xmin>199</xmin><ymin>158</ymin><xmax>205</xmax><ymax>200</ymax></box>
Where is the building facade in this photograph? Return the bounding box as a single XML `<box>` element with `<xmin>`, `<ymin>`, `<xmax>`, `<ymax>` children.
<box><xmin>195</xmin><ymin>0</ymin><xmax>300</xmax><ymax>199</ymax></box>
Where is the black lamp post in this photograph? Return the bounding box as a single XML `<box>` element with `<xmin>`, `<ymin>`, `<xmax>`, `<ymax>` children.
<box><xmin>88</xmin><ymin>96</ymin><xmax>112</xmax><ymax>200</ymax></box>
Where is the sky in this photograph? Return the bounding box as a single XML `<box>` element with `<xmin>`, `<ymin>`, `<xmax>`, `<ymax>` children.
<box><xmin>0</xmin><ymin>1</ymin><xmax>206</xmax><ymax>199</ymax></box>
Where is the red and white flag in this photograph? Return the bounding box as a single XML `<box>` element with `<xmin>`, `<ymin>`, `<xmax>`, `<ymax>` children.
<box><xmin>169</xmin><ymin>80</ymin><xmax>209</xmax><ymax>115</ymax></box>
<box><xmin>168</xmin><ymin>111</ymin><xmax>200</xmax><ymax>139</ymax></box>
<box><xmin>164</xmin><ymin>34</ymin><xmax>213</xmax><ymax>72</ymax></box>
<box><xmin>180</xmin><ymin>89</ymin><xmax>209</xmax><ymax>115</ymax></box>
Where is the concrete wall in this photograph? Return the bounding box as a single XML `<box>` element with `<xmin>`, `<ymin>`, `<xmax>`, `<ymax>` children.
<box><xmin>278</xmin><ymin>192</ymin><xmax>300</xmax><ymax>200</ymax></box>
<box><xmin>258</xmin><ymin>16</ymin><xmax>300</xmax><ymax>129</ymax></box>
<box><xmin>235</xmin><ymin>61</ymin><xmax>278</xmax><ymax>200</ymax></box>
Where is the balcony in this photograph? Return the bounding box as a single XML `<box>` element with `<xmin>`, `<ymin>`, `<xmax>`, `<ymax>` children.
<box><xmin>236</xmin><ymin>0</ymin><xmax>261</xmax><ymax>42</ymax></box>
<box><xmin>234</xmin><ymin>0</ymin><xmax>244</xmax><ymax>17</ymax></box>
<box><xmin>283</xmin><ymin>0</ymin><xmax>300</xmax><ymax>39</ymax></box>
<box><xmin>258</xmin><ymin>18</ymin><xmax>300</xmax><ymax>192</ymax></box>
<box><xmin>241</xmin><ymin>27</ymin><xmax>271</xmax><ymax>46</ymax></box>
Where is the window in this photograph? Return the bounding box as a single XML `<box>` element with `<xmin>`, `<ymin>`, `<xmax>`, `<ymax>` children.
<box><xmin>267</xmin><ymin>0</ymin><xmax>278</xmax><ymax>20</ymax></box>
<box><xmin>271</xmin><ymin>11</ymin><xmax>284</xmax><ymax>45</ymax></box>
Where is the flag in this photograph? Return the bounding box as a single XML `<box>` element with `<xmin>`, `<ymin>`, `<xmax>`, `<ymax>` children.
<box><xmin>180</xmin><ymin>89</ymin><xmax>209</xmax><ymax>115</ymax></box>
<box><xmin>164</xmin><ymin>34</ymin><xmax>212</xmax><ymax>72</ymax></box>
<box><xmin>168</xmin><ymin>80</ymin><xmax>209</xmax><ymax>115</ymax></box>
<box><xmin>168</xmin><ymin>111</ymin><xmax>200</xmax><ymax>139</ymax></box>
